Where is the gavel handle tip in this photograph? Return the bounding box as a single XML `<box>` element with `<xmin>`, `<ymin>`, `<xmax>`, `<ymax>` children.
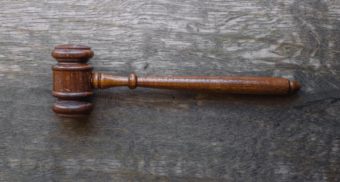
<box><xmin>289</xmin><ymin>80</ymin><xmax>301</xmax><ymax>94</ymax></box>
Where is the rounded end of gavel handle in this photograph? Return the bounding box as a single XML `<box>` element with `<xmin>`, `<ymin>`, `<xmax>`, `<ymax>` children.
<box><xmin>289</xmin><ymin>80</ymin><xmax>301</xmax><ymax>94</ymax></box>
<box><xmin>53</xmin><ymin>100</ymin><xmax>93</xmax><ymax>118</ymax></box>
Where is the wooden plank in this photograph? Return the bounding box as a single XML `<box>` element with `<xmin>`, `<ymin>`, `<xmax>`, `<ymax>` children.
<box><xmin>0</xmin><ymin>0</ymin><xmax>339</xmax><ymax>181</ymax></box>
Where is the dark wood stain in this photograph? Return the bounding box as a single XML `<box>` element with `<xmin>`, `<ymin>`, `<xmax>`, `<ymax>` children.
<box><xmin>51</xmin><ymin>45</ymin><xmax>300</xmax><ymax>117</ymax></box>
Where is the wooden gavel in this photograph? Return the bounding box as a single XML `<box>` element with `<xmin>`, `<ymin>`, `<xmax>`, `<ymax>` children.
<box><xmin>52</xmin><ymin>45</ymin><xmax>301</xmax><ymax>117</ymax></box>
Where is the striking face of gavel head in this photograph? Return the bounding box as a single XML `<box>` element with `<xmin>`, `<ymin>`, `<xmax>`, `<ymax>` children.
<box><xmin>52</xmin><ymin>45</ymin><xmax>94</xmax><ymax>117</ymax></box>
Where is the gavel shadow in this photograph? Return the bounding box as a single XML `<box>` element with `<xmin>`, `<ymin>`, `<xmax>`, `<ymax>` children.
<box><xmin>94</xmin><ymin>87</ymin><xmax>301</xmax><ymax>109</ymax></box>
<box><xmin>57</xmin><ymin>88</ymin><xmax>301</xmax><ymax>134</ymax></box>
<box><xmin>56</xmin><ymin>115</ymin><xmax>95</xmax><ymax>135</ymax></box>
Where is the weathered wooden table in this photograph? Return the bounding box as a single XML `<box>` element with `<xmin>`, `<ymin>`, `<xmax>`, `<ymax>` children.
<box><xmin>0</xmin><ymin>0</ymin><xmax>339</xmax><ymax>181</ymax></box>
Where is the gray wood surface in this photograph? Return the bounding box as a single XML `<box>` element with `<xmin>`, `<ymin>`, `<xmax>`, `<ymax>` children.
<box><xmin>0</xmin><ymin>0</ymin><xmax>339</xmax><ymax>181</ymax></box>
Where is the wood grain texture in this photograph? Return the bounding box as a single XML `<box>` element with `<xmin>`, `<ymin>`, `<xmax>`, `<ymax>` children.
<box><xmin>0</xmin><ymin>0</ymin><xmax>339</xmax><ymax>181</ymax></box>
<box><xmin>52</xmin><ymin>45</ymin><xmax>300</xmax><ymax>116</ymax></box>
<box><xmin>52</xmin><ymin>45</ymin><xmax>95</xmax><ymax>116</ymax></box>
<box><xmin>93</xmin><ymin>72</ymin><xmax>300</xmax><ymax>94</ymax></box>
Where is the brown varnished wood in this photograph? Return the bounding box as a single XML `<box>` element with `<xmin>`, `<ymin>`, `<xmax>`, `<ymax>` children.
<box><xmin>92</xmin><ymin>73</ymin><xmax>300</xmax><ymax>95</ymax></box>
<box><xmin>52</xmin><ymin>45</ymin><xmax>301</xmax><ymax>116</ymax></box>
<box><xmin>52</xmin><ymin>45</ymin><xmax>94</xmax><ymax>116</ymax></box>
<box><xmin>53</xmin><ymin>64</ymin><xmax>93</xmax><ymax>99</ymax></box>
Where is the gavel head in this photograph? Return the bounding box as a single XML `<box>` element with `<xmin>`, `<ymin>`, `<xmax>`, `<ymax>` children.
<box><xmin>52</xmin><ymin>45</ymin><xmax>94</xmax><ymax>117</ymax></box>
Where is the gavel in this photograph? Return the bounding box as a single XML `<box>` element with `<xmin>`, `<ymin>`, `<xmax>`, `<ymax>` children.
<box><xmin>52</xmin><ymin>45</ymin><xmax>301</xmax><ymax>117</ymax></box>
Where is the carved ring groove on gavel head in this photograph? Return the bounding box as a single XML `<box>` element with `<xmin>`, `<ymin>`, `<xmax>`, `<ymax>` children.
<box><xmin>52</xmin><ymin>44</ymin><xmax>301</xmax><ymax>117</ymax></box>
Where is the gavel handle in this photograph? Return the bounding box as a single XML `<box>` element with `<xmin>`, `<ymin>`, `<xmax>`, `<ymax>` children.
<box><xmin>92</xmin><ymin>73</ymin><xmax>301</xmax><ymax>95</ymax></box>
